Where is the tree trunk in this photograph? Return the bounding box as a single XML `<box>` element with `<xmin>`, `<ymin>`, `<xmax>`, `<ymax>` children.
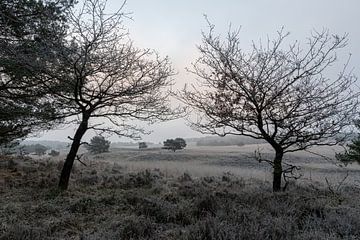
<box><xmin>58</xmin><ymin>114</ymin><xmax>89</xmax><ymax>190</ymax></box>
<box><xmin>272</xmin><ymin>150</ymin><xmax>283</xmax><ymax>192</ymax></box>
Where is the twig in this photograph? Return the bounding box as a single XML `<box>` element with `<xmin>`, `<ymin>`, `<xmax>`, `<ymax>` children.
<box><xmin>325</xmin><ymin>170</ymin><xmax>349</xmax><ymax>194</ymax></box>
<box><xmin>304</xmin><ymin>149</ymin><xmax>343</xmax><ymax>167</ymax></box>
<box><xmin>254</xmin><ymin>148</ymin><xmax>274</xmax><ymax>166</ymax></box>
<box><xmin>76</xmin><ymin>154</ymin><xmax>87</xmax><ymax>166</ymax></box>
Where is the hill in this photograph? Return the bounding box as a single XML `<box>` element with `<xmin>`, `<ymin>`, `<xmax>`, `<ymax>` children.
<box><xmin>185</xmin><ymin>135</ymin><xmax>265</xmax><ymax>147</ymax></box>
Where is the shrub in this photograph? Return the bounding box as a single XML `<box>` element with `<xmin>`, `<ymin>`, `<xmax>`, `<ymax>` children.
<box><xmin>119</xmin><ymin>215</ymin><xmax>154</xmax><ymax>240</ymax></box>
<box><xmin>34</xmin><ymin>144</ymin><xmax>48</xmax><ymax>156</ymax></box>
<box><xmin>336</xmin><ymin>125</ymin><xmax>360</xmax><ymax>164</ymax></box>
<box><xmin>193</xmin><ymin>194</ymin><xmax>218</xmax><ymax>218</ymax></box>
<box><xmin>85</xmin><ymin>136</ymin><xmax>110</xmax><ymax>154</ymax></box>
<box><xmin>135</xmin><ymin>197</ymin><xmax>175</xmax><ymax>223</ymax></box>
<box><xmin>123</xmin><ymin>170</ymin><xmax>160</xmax><ymax>189</ymax></box>
<box><xmin>48</xmin><ymin>150</ymin><xmax>60</xmax><ymax>157</ymax></box>
<box><xmin>139</xmin><ymin>142</ymin><xmax>148</xmax><ymax>149</ymax></box>
<box><xmin>162</xmin><ymin>138</ymin><xmax>186</xmax><ymax>152</ymax></box>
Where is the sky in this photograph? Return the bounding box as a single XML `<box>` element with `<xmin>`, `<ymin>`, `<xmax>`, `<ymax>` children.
<box><xmin>29</xmin><ymin>0</ymin><xmax>360</xmax><ymax>143</ymax></box>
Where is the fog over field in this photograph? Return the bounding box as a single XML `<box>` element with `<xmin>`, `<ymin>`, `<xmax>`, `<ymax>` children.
<box><xmin>85</xmin><ymin>144</ymin><xmax>360</xmax><ymax>186</ymax></box>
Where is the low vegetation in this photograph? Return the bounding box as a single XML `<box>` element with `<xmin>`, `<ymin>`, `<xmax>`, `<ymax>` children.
<box><xmin>1</xmin><ymin>155</ymin><xmax>360</xmax><ymax>240</ymax></box>
<box><xmin>85</xmin><ymin>136</ymin><xmax>111</xmax><ymax>154</ymax></box>
<box><xmin>163</xmin><ymin>138</ymin><xmax>187</xmax><ymax>152</ymax></box>
<box><xmin>337</xmin><ymin>122</ymin><xmax>360</xmax><ymax>164</ymax></box>
<box><xmin>138</xmin><ymin>142</ymin><xmax>148</xmax><ymax>149</ymax></box>
<box><xmin>1</xmin><ymin>143</ymin><xmax>50</xmax><ymax>156</ymax></box>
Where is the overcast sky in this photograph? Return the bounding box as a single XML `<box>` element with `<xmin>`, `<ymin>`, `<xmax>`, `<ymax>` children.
<box><xmin>29</xmin><ymin>0</ymin><xmax>360</xmax><ymax>143</ymax></box>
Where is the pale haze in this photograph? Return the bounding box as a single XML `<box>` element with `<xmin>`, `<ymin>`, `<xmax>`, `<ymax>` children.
<box><xmin>29</xmin><ymin>0</ymin><xmax>360</xmax><ymax>143</ymax></box>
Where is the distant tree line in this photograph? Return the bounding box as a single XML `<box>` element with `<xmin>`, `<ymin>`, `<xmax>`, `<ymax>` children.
<box><xmin>196</xmin><ymin>139</ymin><xmax>244</xmax><ymax>147</ymax></box>
<box><xmin>0</xmin><ymin>143</ymin><xmax>49</xmax><ymax>156</ymax></box>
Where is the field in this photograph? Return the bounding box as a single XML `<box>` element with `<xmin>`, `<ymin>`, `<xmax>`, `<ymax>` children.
<box><xmin>1</xmin><ymin>144</ymin><xmax>360</xmax><ymax>239</ymax></box>
<box><xmin>91</xmin><ymin>144</ymin><xmax>360</xmax><ymax>187</ymax></box>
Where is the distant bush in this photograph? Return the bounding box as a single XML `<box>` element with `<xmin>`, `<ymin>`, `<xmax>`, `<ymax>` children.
<box><xmin>163</xmin><ymin>138</ymin><xmax>186</xmax><ymax>152</ymax></box>
<box><xmin>48</xmin><ymin>150</ymin><xmax>60</xmax><ymax>157</ymax></box>
<box><xmin>13</xmin><ymin>144</ymin><xmax>49</xmax><ymax>156</ymax></box>
<box><xmin>0</xmin><ymin>140</ymin><xmax>20</xmax><ymax>155</ymax></box>
<box><xmin>85</xmin><ymin>136</ymin><xmax>110</xmax><ymax>154</ymax></box>
<box><xmin>34</xmin><ymin>144</ymin><xmax>48</xmax><ymax>155</ymax></box>
<box><xmin>336</xmin><ymin>122</ymin><xmax>360</xmax><ymax>164</ymax></box>
<box><xmin>139</xmin><ymin>142</ymin><xmax>148</xmax><ymax>149</ymax></box>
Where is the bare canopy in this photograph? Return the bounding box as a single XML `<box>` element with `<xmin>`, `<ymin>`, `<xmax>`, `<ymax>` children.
<box><xmin>20</xmin><ymin>0</ymin><xmax>180</xmax><ymax>189</ymax></box>
<box><xmin>182</xmin><ymin>22</ymin><xmax>358</xmax><ymax>191</ymax></box>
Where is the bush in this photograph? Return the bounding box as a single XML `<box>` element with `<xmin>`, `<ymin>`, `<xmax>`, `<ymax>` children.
<box><xmin>163</xmin><ymin>138</ymin><xmax>186</xmax><ymax>152</ymax></box>
<box><xmin>85</xmin><ymin>136</ymin><xmax>110</xmax><ymax>154</ymax></box>
<box><xmin>19</xmin><ymin>144</ymin><xmax>48</xmax><ymax>156</ymax></box>
<box><xmin>139</xmin><ymin>142</ymin><xmax>148</xmax><ymax>149</ymax></box>
<box><xmin>193</xmin><ymin>194</ymin><xmax>218</xmax><ymax>218</ymax></box>
<box><xmin>123</xmin><ymin>170</ymin><xmax>160</xmax><ymax>189</ymax></box>
<box><xmin>48</xmin><ymin>150</ymin><xmax>60</xmax><ymax>157</ymax></box>
<box><xmin>0</xmin><ymin>140</ymin><xmax>20</xmax><ymax>155</ymax></box>
<box><xmin>336</xmin><ymin>131</ymin><xmax>360</xmax><ymax>164</ymax></box>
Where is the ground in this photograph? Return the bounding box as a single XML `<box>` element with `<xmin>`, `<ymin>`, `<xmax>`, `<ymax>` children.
<box><xmin>1</xmin><ymin>145</ymin><xmax>360</xmax><ymax>239</ymax></box>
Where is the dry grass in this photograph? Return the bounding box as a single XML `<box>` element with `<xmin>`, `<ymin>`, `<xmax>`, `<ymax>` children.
<box><xmin>1</xmin><ymin>152</ymin><xmax>360</xmax><ymax>239</ymax></box>
<box><xmin>88</xmin><ymin>145</ymin><xmax>360</xmax><ymax>186</ymax></box>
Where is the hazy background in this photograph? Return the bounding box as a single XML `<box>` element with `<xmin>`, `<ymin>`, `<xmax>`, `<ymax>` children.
<box><xmin>28</xmin><ymin>0</ymin><xmax>360</xmax><ymax>143</ymax></box>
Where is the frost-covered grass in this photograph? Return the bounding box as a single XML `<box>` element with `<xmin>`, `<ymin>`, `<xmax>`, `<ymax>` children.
<box><xmin>91</xmin><ymin>145</ymin><xmax>360</xmax><ymax>186</ymax></box>
<box><xmin>1</xmin><ymin>155</ymin><xmax>360</xmax><ymax>240</ymax></box>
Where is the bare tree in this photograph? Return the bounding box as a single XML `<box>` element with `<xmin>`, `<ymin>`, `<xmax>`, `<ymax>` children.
<box><xmin>23</xmin><ymin>0</ymin><xmax>179</xmax><ymax>190</ymax></box>
<box><xmin>182</xmin><ymin>23</ymin><xmax>358</xmax><ymax>191</ymax></box>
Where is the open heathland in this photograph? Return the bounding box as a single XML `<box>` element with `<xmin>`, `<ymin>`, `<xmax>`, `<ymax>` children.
<box><xmin>1</xmin><ymin>145</ymin><xmax>360</xmax><ymax>239</ymax></box>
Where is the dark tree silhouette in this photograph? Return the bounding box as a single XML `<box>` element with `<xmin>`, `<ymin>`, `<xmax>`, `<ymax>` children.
<box><xmin>85</xmin><ymin>136</ymin><xmax>110</xmax><ymax>154</ymax></box>
<box><xmin>163</xmin><ymin>138</ymin><xmax>186</xmax><ymax>152</ymax></box>
<box><xmin>48</xmin><ymin>150</ymin><xmax>60</xmax><ymax>157</ymax></box>
<box><xmin>182</xmin><ymin>23</ymin><xmax>358</xmax><ymax>191</ymax></box>
<box><xmin>337</xmin><ymin>121</ymin><xmax>360</xmax><ymax>164</ymax></box>
<box><xmin>34</xmin><ymin>144</ymin><xmax>48</xmax><ymax>156</ymax></box>
<box><xmin>139</xmin><ymin>142</ymin><xmax>148</xmax><ymax>149</ymax></box>
<box><xmin>0</xmin><ymin>0</ymin><xmax>74</xmax><ymax>144</ymax></box>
